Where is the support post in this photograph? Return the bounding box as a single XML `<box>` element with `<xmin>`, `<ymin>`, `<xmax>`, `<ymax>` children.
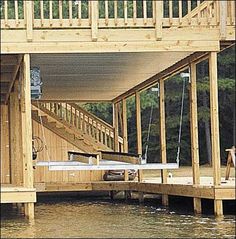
<box><xmin>122</xmin><ymin>99</ymin><xmax>129</xmax><ymax>182</ymax></box>
<box><xmin>155</xmin><ymin>0</ymin><xmax>163</xmax><ymax>40</ymax></box>
<box><xmin>21</xmin><ymin>54</ymin><xmax>35</xmax><ymax>220</ymax></box>
<box><xmin>209</xmin><ymin>52</ymin><xmax>223</xmax><ymax>216</ymax></box>
<box><xmin>219</xmin><ymin>1</ymin><xmax>227</xmax><ymax>40</ymax></box>
<box><xmin>159</xmin><ymin>80</ymin><xmax>168</xmax><ymax>206</ymax></box>
<box><xmin>91</xmin><ymin>0</ymin><xmax>98</xmax><ymax>41</ymax></box>
<box><xmin>189</xmin><ymin>62</ymin><xmax>201</xmax><ymax>214</ymax></box>
<box><xmin>113</xmin><ymin>103</ymin><xmax>119</xmax><ymax>152</ymax></box>
<box><xmin>9</xmin><ymin>80</ymin><xmax>22</xmax><ymax>186</ymax></box>
<box><xmin>25</xmin><ymin>0</ymin><xmax>33</xmax><ymax>41</ymax></box>
<box><xmin>135</xmin><ymin>91</ymin><xmax>143</xmax><ymax>182</ymax></box>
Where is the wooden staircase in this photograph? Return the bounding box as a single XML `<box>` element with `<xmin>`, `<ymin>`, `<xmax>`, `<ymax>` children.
<box><xmin>32</xmin><ymin>102</ymin><xmax>122</xmax><ymax>153</ymax></box>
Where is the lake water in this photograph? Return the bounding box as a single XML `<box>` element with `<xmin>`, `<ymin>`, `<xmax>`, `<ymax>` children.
<box><xmin>1</xmin><ymin>194</ymin><xmax>235</xmax><ymax>238</ymax></box>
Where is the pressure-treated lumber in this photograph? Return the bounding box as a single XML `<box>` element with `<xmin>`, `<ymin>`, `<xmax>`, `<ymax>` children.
<box><xmin>159</xmin><ymin>80</ymin><xmax>168</xmax><ymax>206</ymax></box>
<box><xmin>21</xmin><ymin>54</ymin><xmax>35</xmax><ymax>219</ymax></box>
<box><xmin>113</xmin><ymin>103</ymin><xmax>119</xmax><ymax>152</ymax></box>
<box><xmin>135</xmin><ymin>91</ymin><xmax>143</xmax><ymax>182</ymax></box>
<box><xmin>9</xmin><ymin>80</ymin><xmax>22</xmax><ymax>185</ymax></box>
<box><xmin>189</xmin><ymin>62</ymin><xmax>201</xmax><ymax>213</ymax></box>
<box><xmin>209</xmin><ymin>51</ymin><xmax>223</xmax><ymax>216</ymax></box>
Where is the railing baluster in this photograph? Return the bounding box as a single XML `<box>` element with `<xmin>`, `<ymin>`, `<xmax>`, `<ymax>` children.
<box><xmin>207</xmin><ymin>1</ymin><xmax>210</xmax><ymax>25</ymax></box>
<box><xmin>114</xmin><ymin>0</ymin><xmax>118</xmax><ymax>26</ymax></box>
<box><xmin>96</xmin><ymin>123</ymin><xmax>100</xmax><ymax>142</ymax></box>
<box><xmin>124</xmin><ymin>0</ymin><xmax>128</xmax><ymax>25</ymax></box>
<box><xmin>69</xmin><ymin>0</ymin><xmax>72</xmax><ymax>26</ymax></box>
<box><xmin>4</xmin><ymin>0</ymin><xmax>8</xmax><ymax>27</ymax></box>
<box><xmin>15</xmin><ymin>0</ymin><xmax>19</xmax><ymax>26</ymax></box>
<box><xmin>49</xmin><ymin>0</ymin><xmax>53</xmax><ymax>26</ymax></box>
<box><xmin>155</xmin><ymin>0</ymin><xmax>163</xmax><ymax>40</ymax></box>
<box><xmin>133</xmin><ymin>0</ymin><xmax>137</xmax><ymax>25</ymax></box>
<box><xmin>70</xmin><ymin>104</ymin><xmax>73</xmax><ymax>124</ymax></box>
<box><xmin>104</xmin><ymin>128</ymin><xmax>108</xmax><ymax>147</ymax></box>
<box><xmin>105</xmin><ymin>0</ymin><xmax>109</xmax><ymax>26</ymax></box>
<box><xmin>40</xmin><ymin>0</ymin><xmax>44</xmax><ymax>26</ymax></box>
<box><xmin>100</xmin><ymin>126</ymin><xmax>104</xmax><ymax>144</ymax></box>
<box><xmin>230</xmin><ymin>1</ymin><xmax>235</xmax><ymax>25</ymax></box>
<box><xmin>179</xmin><ymin>0</ymin><xmax>182</xmax><ymax>25</ymax></box>
<box><xmin>91</xmin><ymin>0</ymin><xmax>98</xmax><ymax>41</ymax></box>
<box><xmin>143</xmin><ymin>0</ymin><xmax>147</xmax><ymax>25</ymax></box>
<box><xmin>169</xmin><ymin>0</ymin><xmax>173</xmax><ymax>25</ymax></box>
<box><xmin>109</xmin><ymin>130</ymin><xmax>112</xmax><ymax>148</ymax></box>
<box><xmin>59</xmin><ymin>0</ymin><xmax>63</xmax><ymax>26</ymax></box>
<box><xmin>197</xmin><ymin>0</ymin><xmax>201</xmax><ymax>25</ymax></box>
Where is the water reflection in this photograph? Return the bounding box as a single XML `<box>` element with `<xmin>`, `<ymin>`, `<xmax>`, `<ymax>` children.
<box><xmin>1</xmin><ymin>198</ymin><xmax>235</xmax><ymax>238</ymax></box>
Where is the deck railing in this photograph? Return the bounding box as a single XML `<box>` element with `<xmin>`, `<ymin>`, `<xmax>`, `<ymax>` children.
<box><xmin>35</xmin><ymin>102</ymin><xmax>123</xmax><ymax>150</ymax></box>
<box><xmin>1</xmin><ymin>1</ymin><xmax>235</xmax><ymax>40</ymax></box>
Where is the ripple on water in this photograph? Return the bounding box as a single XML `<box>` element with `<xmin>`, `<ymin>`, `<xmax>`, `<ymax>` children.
<box><xmin>1</xmin><ymin>200</ymin><xmax>235</xmax><ymax>238</ymax></box>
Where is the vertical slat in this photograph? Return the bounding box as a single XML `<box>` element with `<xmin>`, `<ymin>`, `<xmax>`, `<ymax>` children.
<box><xmin>59</xmin><ymin>0</ymin><xmax>63</xmax><ymax>26</ymax></box>
<box><xmin>49</xmin><ymin>0</ymin><xmax>53</xmax><ymax>26</ymax></box>
<box><xmin>70</xmin><ymin>105</ymin><xmax>73</xmax><ymax>124</ymax></box>
<box><xmin>169</xmin><ymin>0</ymin><xmax>173</xmax><ymax>25</ymax></box>
<box><xmin>105</xmin><ymin>0</ymin><xmax>109</xmax><ymax>26</ymax></box>
<box><xmin>152</xmin><ymin>0</ymin><xmax>155</xmax><ymax>24</ymax></box>
<box><xmin>69</xmin><ymin>0</ymin><xmax>72</xmax><ymax>25</ymax></box>
<box><xmin>109</xmin><ymin>130</ymin><xmax>112</xmax><ymax>148</ymax></box>
<box><xmin>155</xmin><ymin>0</ymin><xmax>163</xmax><ymax>40</ymax></box>
<box><xmin>114</xmin><ymin>0</ymin><xmax>118</xmax><ymax>25</ymax></box>
<box><xmin>40</xmin><ymin>0</ymin><xmax>44</xmax><ymax>26</ymax></box>
<box><xmin>4</xmin><ymin>0</ymin><xmax>8</xmax><ymax>27</ymax></box>
<box><xmin>207</xmin><ymin>1</ymin><xmax>211</xmax><ymax>25</ymax></box>
<box><xmin>230</xmin><ymin>0</ymin><xmax>235</xmax><ymax>25</ymax></box>
<box><xmin>104</xmin><ymin>128</ymin><xmax>108</xmax><ymax>146</ymax></box>
<box><xmin>100</xmin><ymin>126</ymin><xmax>104</xmax><ymax>144</ymax></box>
<box><xmin>179</xmin><ymin>0</ymin><xmax>182</xmax><ymax>25</ymax></box>
<box><xmin>143</xmin><ymin>0</ymin><xmax>147</xmax><ymax>25</ymax></box>
<box><xmin>124</xmin><ymin>0</ymin><xmax>128</xmax><ymax>25</ymax></box>
<box><xmin>91</xmin><ymin>0</ymin><xmax>98</xmax><ymax>41</ymax></box>
<box><xmin>15</xmin><ymin>0</ymin><xmax>19</xmax><ymax>26</ymax></box>
<box><xmin>74</xmin><ymin>109</ymin><xmax>77</xmax><ymax>128</ymax></box>
<box><xmin>77</xmin><ymin>0</ymin><xmax>81</xmax><ymax>25</ymax></box>
<box><xmin>96</xmin><ymin>123</ymin><xmax>100</xmax><ymax>142</ymax></box>
<box><xmin>133</xmin><ymin>0</ymin><xmax>137</xmax><ymax>25</ymax></box>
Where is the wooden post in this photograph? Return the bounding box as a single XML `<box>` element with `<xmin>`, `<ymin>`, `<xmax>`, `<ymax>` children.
<box><xmin>219</xmin><ymin>1</ymin><xmax>227</xmax><ymax>40</ymax></box>
<box><xmin>155</xmin><ymin>0</ymin><xmax>163</xmax><ymax>40</ymax></box>
<box><xmin>159</xmin><ymin>80</ymin><xmax>168</xmax><ymax>206</ymax></box>
<box><xmin>91</xmin><ymin>0</ymin><xmax>98</xmax><ymax>41</ymax></box>
<box><xmin>135</xmin><ymin>91</ymin><xmax>143</xmax><ymax>182</ymax></box>
<box><xmin>21</xmin><ymin>54</ymin><xmax>35</xmax><ymax>219</ymax></box>
<box><xmin>9</xmin><ymin>80</ymin><xmax>22</xmax><ymax>186</ymax></box>
<box><xmin>209</xmin><ymin>52</ymin><xmax>223</xmax><ymax>216</ymax></box>
<box><xmin>122</xmin><ymin>99</ymin><xmax>129</xmax><ymax>182</ymax></box>
<box><xmin>25</xmin><ymin>0</ymin><xmax>33</xmax><ymax>41</ymax></box>
<box><xmin>189</xmin><ymin>62</ymin><xmax>201</xmax><ymax>214</ymax></box>
<box><xmin>113</xmin><ymin>103</ymin><xmax>119</xmax><ymax>152</ymax></box>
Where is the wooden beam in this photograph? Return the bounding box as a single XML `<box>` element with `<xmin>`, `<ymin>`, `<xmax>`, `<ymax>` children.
<box><xmin>101</xmin><ymin>152</ymin><xmax>140</xmax><ymax>164</ymax></box>
<box><xmin>159</xmin><ymin>80</ymin><xmax>168</xmax><ymax>206</ymax></box>
<box><xmin>209</xmin><ymin>52</ymin><xmax>223</xmax><ymax>216</ymax></box>
<box><xmin>189</xmin><ymin>62</ymin><xmax>201</xmax><ymax>214</ymax></box>
<box><xmin>4</xmin><ymin>55</ymin><xmax>23</xmax><ymax>104</ymax></box>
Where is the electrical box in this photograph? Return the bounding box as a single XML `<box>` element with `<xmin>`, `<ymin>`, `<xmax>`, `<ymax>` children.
<box><xmin>30</xmin><ymin>67</ymin><xmax>42</xmax><ymax>100</ymax></box>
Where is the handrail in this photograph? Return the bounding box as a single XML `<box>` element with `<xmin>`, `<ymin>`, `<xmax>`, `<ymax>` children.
<box><xmin>33</xmin><ymin>102</ymin><xmax>123</xmax><ymax>150</ymax></box>
<box><xmin>1</xmin><ymin>1</ymin><xmax>234</xmax><ymax>40</ymax></box>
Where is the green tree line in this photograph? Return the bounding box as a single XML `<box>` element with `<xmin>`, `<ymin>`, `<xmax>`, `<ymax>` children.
<box><xmin>84</xmin><ymin>46</ymin><xmax>235</xmax><ymax>166</ymax></box>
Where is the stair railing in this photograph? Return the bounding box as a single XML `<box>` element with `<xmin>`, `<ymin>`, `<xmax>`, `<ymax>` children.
<box><xmin>35</xmin><ymin>102</ymin><xmax>123</xmax><ymax>151</ymax></box>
